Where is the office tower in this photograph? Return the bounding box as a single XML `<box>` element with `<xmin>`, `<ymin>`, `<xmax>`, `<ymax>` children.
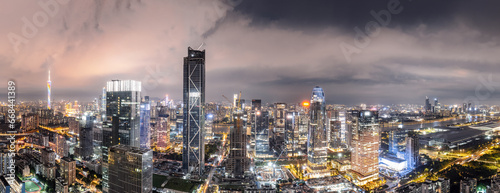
<box><xmin>47</xmin><ymin>70</ymin><xmax>51</xmax><ymax>109</ymax></box>
<box><xmin>460</xmin><ymin>178</ymin><xmax>477</xmax><ymax>193</ymax></box>
<box><xmin>306</xmin><ymin>86</ymin><xmax>328</xmax><ymax>175</ymax></box>
<box><xmin>227</xmin><ymin>111</ymin><xmax>249</xmax><ymax>177</ymax></box>
<box><xmin>285</xmin><ymin>112</ymin><xmax>300</xmax><ymax>157</ymax></box>
<box><xmin>434</xmin><ymin>98</ymin><xmax>438</xmax><ymax>107</ymax></box>
<box><xmin>102</xmin><ymin>80</ymin><xmax>141</xmax><ymax>193</ymax></box>
<box><xmin>425</xmin><ymin>96</ymin><xmax>431</xmax><ymax>112</ymax></box>
<box><xmin>405</xmin><ymin>131</ymin><xmax>419</xmax><ymax>170</ymax></box>
<box><xmin>140</xmin><ymin>96</ymin><xmax>151</xmax><ymax>149</ymax></box>
<box><xmin>252</xmin><ymin>99</ymin><xmax>262</xmax><ymax>111</ymax></box>
<box><xmin>102</xmin><ymin>87</ymin><xmax>107</xmax><ymax>121</ymax></box>
<box><xmin>59</xmin><ymin>157</ymin><xmax>76</xmax><ymax>185</ymax></box>
<box><xmin>108</xmin><ymin>144</ymin><xmax>153</xmax><ymax>193</ymax></box>
<box><xmin>182</xmin><ymin>47</ymin><xmax>205</xmax><ymax>176</ymax></box>
<box><xmin>330</xmin><ymin>119</ymin><xmax>342</xmax><ymax>150</ymax></box>
<box><xmin>275</xmin><ymin>103</ymin><xmax>286</xmax><ymax>129</ymax></box>
<box><xmin>79</xmin><ymin>115</ymin><xmax>94</xmax><ymax>159</ymax></box>
<box><xmin>350</xmin><ymin>110</ymin><xmax>380</xmax><ymax>185</ymax></box>
<box><xmin>255</xmin><ymin>111</ymin><xmax>270</xmax><ymax>158</ymax></box>
<box><xmin>156</xmin><ymin>116</ymin><xmax>170</xmax><ymax>151</ymax></box>
<box><xmin>338</xmin><ymin>111</ymin><xmax>348</xmax><ymax>149</ymax></box>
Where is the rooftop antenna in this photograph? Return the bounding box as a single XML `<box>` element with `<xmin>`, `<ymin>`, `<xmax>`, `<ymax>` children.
<box><xmin>197</xmin><ymin>42</ymin><xmax>205</xmax><ymax>50</ymax></box>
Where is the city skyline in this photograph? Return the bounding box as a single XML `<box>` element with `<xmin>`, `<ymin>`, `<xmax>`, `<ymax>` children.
<box><xmin>1</xmin><ymin>1</ymin><xmax>500</xmax><ymax>105</ymax></box>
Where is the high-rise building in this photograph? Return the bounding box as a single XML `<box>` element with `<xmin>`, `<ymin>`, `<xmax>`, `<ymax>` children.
<box><xmin>156</xmin><ymin>116</ymin><xmax>170</xmax><ymax>151</ymax></box>
<box><xmin>47</xmin><ymin>70</ymin><xmax>51</xmax><ymax>110</ymax></box>
<box><xmin>140</xmin><ymin>96</ymin><xmax>151</xmax><ymax>149</ymax></box>
<box><xmin>405</xmin><ymin>131</ymin><xmax>419</xmax><ymax>170</ymax></box>
<box><xmin>102</xmin><ymin>79</ymin><xmax>141</xmax><ymax>193</ymax></box>
<box><xmin>227</xmin><ymin>111</ymin><xmax>249</xmax><ymax>177</ymax></box>
<box><xmin>285</xmin><ymin>112</ymin><xmax>300</xmax><ymax>157</ymax></box>
<box><xmin>108</xmin><ymin>144</ymin><xmax>153</xmax><ymax>193</ymax></box>
<box><xmin>251</xmin><ymin>99</ymin><xmax>262</xmax><ymax>111</ymax></box>
<box><xmin>59</xmin><ymin>157</ymin><xmax>76</xmax><ymax>185</ymax></box>
<box><xmin>79</xmin><ymin>115</ymin><xmax>94</xmax><ymax>159</ymax></box>
<box><xmin>306</xmin><ymin>86</ymin><xmax>328</xmax><ymax>177</ymax></box>
<box><xmin>255</xmin><ymin>111</ymin><xmax>271</xmax><ymax>159</ymax></box>
<box><xmin>182</xmin><ymin>47</ymin><xmax>206</xmax><ymax>176</ymax></box>
<box><xmin>350</xmin><ymin>110</ymin><xmax>380</xmax><ymax>185</ymax></box>
<box><xmin>425</xmin><ymin>96</ymin><xmax>432</xmax><ymax>112</ymax></box>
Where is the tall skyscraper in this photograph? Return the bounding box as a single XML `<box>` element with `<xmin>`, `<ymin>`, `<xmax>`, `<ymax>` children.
<box><xmin>140</xmin><ymin>96</ymin><xmax>151</xmax><ymax>149</ymax></box>
<box><xmin>182</xmin><ymin>47</ymin><xmax>205</xmax><ymax>176</ymax></box>
<box><xmin>227</xmin><ymin>111</ymin><xmax>249</xmax><ymax>177</ymax></box>
<box><xmin>108</xmin><ymin>144</ymin><xmax>153</xmax><ymax>193</ymax></box>
<box><xmin>79</xmin><ymin>115</ymin><xmax>94</xmax><ymax>159</ymax></box>
<box><xmin>102</xmin><ymin>80</ymin><xmax>141</xmax><ymax>193</ymax></box>
<box><xmin>425</xmin><ymin>96</ymin><xmax>432</xmax><ymax>112</ymax></box>
<box><xmin>156</xmin><ymin>116</ymin><xmax>170</xmax><ymax>151</ymax></box>
<box><xmin>285</xmin><ymin>111</ymin><xmax>300</xmax><ymax>157</ymax></box>
<box><xmin>306</xmin><ymin>86</ymin><xmax>328</xmax><ymax>177</ymax></box>
<box><xmin>350</xmin><ymin>110</ymin><xmax>380</xmax><ymax>185</ymax></box>
<box><xmin>405</xmin><ymin>131</ymin><xmax>419</xmax><ymax>170</ymax></box>
<box><xmin>47</xmin><ymin>70</ymin><xmax>51</xmax><ymax>109</ymax></box>
<box><xmin>102</xmin><ymin>87</ymin><xmax>107</xmax><ymax>121</ymax></box>
<box><xmin>255</xmin><ymin>111</ymin><xmax>270</xmax><ymax>158</ymax></box>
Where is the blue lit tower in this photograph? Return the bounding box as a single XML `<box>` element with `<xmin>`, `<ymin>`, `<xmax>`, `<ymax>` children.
<box><xmin>307</xmin><ymin>86</ymin><xmax>328</xmax><ymax>171</ymax></box>
<box><xmin>182</xmin><ymin>47</ymin><xmax>205</xmax><ymax>176</ymax></box>
<box><xmin>140</xmin><ymin>96</ymin><xmax>151</xmax><ymax>149</ymax></box>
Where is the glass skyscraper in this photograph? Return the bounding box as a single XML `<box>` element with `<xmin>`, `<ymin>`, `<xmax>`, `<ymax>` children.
<box><xmin>350</xmin><ymin>110</ymin><xmax>380</xmax><ymax>185</ymax></box>
<box><xmin>102</xmin><ymin>80</ymin><xmax>141</xmax><ymax>193</ymax></box>
<box><xmin>108</xmin><ymin>144</ymin><xmax>153</xmax><ymax>193</ymax></box>
<box><xmin>307</xmin><ymin>86</ymin><xmax>328</xmax><ymax>171</ymax></box>
<box><xmin>182</xmin><ymin>47</ymin><xmax>205</xmax><ymax>176</ymax></box>
<box><xmin>140</xmin><ymin>96</ymin><xmax>151</xmax><ymax>149</ymax></box>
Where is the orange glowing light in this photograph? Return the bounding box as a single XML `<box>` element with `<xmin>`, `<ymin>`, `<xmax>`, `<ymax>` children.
<box><xmin>302</xmin><ymin>101</ymin><xmax>310</xmax><ymax>107</ymax></box>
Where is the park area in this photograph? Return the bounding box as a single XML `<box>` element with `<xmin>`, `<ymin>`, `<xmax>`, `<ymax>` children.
<box><xmin>25</xmin><ymin>180</ymin><xmax>42</xmax><ymax>193</ymax></box>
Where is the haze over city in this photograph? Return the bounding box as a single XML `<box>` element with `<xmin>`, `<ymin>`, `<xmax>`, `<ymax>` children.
<box><xmin>1</xmin><ymin>0</ymin><xmax>500</xmax><ymax>105</ymax></box>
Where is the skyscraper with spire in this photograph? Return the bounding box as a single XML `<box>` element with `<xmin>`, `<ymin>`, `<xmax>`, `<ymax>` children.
<box><xmin>306</xmin><ymin>86</ymin><xmax>329</xmax><ymax>178</ymax></box>
<box><xmin>47</xmin><ymin>70</ymin><xmax>51</xmax><ymax>110</ymax></box>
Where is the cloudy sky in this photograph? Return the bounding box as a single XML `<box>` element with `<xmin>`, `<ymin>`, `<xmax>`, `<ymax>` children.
<box><xmin>1</xmin><ymin>0</ymin><xmax>500</xmax><ymax>105</ymax></box>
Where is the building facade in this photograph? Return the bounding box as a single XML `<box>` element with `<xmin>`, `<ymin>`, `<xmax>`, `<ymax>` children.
<box><xmin>182</xmin><ymin>47</ymin><xmax>206</xmax><ymax>176</ymax></box>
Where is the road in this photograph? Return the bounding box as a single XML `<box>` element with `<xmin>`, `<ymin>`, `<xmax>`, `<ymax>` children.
<box><xmin>408</xmin><ymin>139</ymin><xmax>500</xmax><ymax>185</ymax></box>
<box><xmin>201</xmin><ymin>134</ymin><xmax>227</xmax><ymax>193</ymax></box>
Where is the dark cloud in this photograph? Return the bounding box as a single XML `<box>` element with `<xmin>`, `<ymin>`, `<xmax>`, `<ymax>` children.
<box><xmin>1</xmin><ymin>0</ymin><xmax>499</xmax><ymax>105</ymax></box>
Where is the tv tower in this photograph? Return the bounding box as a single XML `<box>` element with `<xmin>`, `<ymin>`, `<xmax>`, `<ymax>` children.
<box><xmin>47</xmin><ymin>70</ymin><xmax>51</xmax><ymax>109</ymax></box>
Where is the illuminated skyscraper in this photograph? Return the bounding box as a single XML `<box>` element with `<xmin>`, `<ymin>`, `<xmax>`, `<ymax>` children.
<box><xmin>306</xmin><ymin>86</ymin><xmax>328</xmax><ymax>177</ymax></box>
<box><xmin>140</xmin><ymin>96</ymin><xmax>151</xmax><ymax>149</ymax></box>
<box><xmin>47</xmin><ymin>70</ymin><xmax>51</xmax><ymax>109</ymax></box>
<box><xmin>350</xmin><ymin>110</ymin><xmax>380</xmax><ymax>185</ymax></box>
<box><xmin>182</xmin><ymin>47</ymin><xmax>205</xmax><ymax>176</ymax></box>
<box><xmin>108</xmin><ymin>144</ymin><xmax>153</xmax><ymax>193</ymax></box>
<box><xmin>285</xmin><ymin>111</ymin><xmax>300</xmax><ymax>157</ymax></box>
<box><xmin>102</xmin><ymin>80</ymin><xmax>141</xmax><ymax>193</ymax></box>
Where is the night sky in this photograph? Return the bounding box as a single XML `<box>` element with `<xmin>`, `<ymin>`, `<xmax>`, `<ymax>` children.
<box><xmin>1</xmin><ymin>0</ymin><xmax>500</xmax><ymax>105</ymax></box>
